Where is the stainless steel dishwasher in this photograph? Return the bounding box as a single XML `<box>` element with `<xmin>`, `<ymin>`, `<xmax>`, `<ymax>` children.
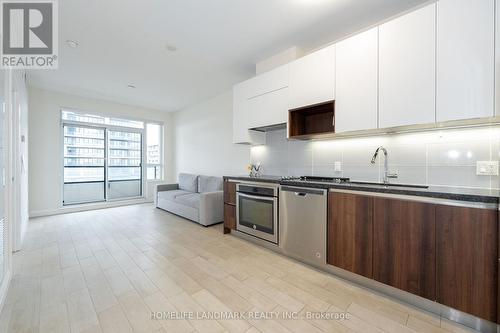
<box><xmin>279</xmin><ymin>186</ymin><xmax>327</xmax><ymax>267</ymax></box>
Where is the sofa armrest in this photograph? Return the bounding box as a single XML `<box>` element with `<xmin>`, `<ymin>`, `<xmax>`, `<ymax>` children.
<box><xmin>157</xmin><ymin>183</ymin><xmax>179</xmax><ymax>192</ymax></box>
<box><xmin>199</xmin><ymin>191</ymin><xmax>224</xmax><ymax>226</ymax></box>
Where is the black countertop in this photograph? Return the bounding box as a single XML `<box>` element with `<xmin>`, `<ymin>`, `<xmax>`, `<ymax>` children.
<box><xmin>224</xmin><ymin>175</ymin><xmax>500</xmax><ymax>204</ymax></box>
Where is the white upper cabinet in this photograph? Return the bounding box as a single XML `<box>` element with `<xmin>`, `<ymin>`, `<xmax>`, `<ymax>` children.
<box><xmin>436</xmin><ymin>0</ymin><xmax>495</xmax><ymax>122</ymax></box>
<box><xmin>233</xmin><ymin>0</ymin><xmax>498</xmax><ymax>143</ymax></box>
<box><xmin>245</xmin><ymin>64</ymin><xmax>289</xmax><ymax>99</ymax></box>
<box><xmin>247</xmin><ymin>87</ymin><xmax>289</xmax><ymax>129</ymax></box>
<box><xmin>232</xmin><ymin>64</ymin><xmax>289</xmax><ymax>144</ymax></box>
<box><xmin>335</xmin><ymin>28</ymin><xmax>378</xmax><ymax>133</ymax></box>
<box><xmin>233</xmin><ymin>82</ymin><xmax>266</xmax><ymax>145</ymax></box>
<box><xmin>379</xmin><ymin>4</ymin><xmax>436</xmax><ymax>128</ymax></box>
<box><xmin>289</xmin><ymin>45</ymin><xmax>335</xmax><ymax>109</ymax></box>
<box><xmin>245</xmin><ymin>64</ymin><xmax>290</xmax><ymax>128</ymax></box>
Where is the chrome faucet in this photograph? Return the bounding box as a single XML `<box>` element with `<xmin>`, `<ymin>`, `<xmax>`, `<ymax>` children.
<box><xmin>371</xmin><ymin>146</ymin><xmax>398</xmax><ymax>184</ymax></box>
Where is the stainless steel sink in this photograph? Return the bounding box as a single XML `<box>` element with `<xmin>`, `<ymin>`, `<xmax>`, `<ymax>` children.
<box><xmin>348</xmin><ymin>181</ymin><xmax>429</xmax><ymax>189</ymax></box>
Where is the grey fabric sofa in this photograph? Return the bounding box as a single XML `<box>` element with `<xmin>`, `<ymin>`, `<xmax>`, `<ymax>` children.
<box><xmin>156</xmin><ymin>173</ymin><xmax>223</xmax><ymax>226</ymax></box>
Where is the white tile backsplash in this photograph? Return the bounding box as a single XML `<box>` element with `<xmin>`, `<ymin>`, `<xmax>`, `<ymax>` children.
<box><xmin>312</xmin><ymin>165</ymin><xmax>348</xmax><ymax>178</ymax></box>
<box><xmin>250</xmin><ymin>127</ymin><xmax>500</xmax><ymax>189</ymax></box>
<box><xmin>311</xmin><ymin>145</ymin><xmax>342</xmax><ymax>165</ymax></box>
<box><xmin>427</xmin><ymin>166</ymin><xmax>492</xmax><ymax>189</ymax></box>
<box><xmin>391</xmin><ymin>166</ymin><xmax>427</xmax><ymax>185</ymax></box>
<box><xmin>427</xmin><ymin>141</ymin><xmax>490</xmax><ymax>166</ymax></box>
<box><xmin>342</xmin><ymin>164</ymin><xmax>381</xmax><ymax>183</ymax></box>
<box><xmin>341</xmin><ymin>146</ymin><xmax>379</xmax><ymax>165</ymax></box>
<box><xmin>383</xmin><ymin>144</ymin><xmax>427</xmax><ymax>166</ymax></box>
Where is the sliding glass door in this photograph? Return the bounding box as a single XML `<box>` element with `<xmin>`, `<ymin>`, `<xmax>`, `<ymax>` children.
<box><xmin>63</xmin><ymin>125</ymin><xmax>142</xmax><ymax>205</ymax></box>
<box><xmin>63</xmin><ymin>125</ymin><xmax>106</xmax><ymax>204</ymax></box>
<box><xmin>107</xmin><ymin>130</ymin><xmax>142</xmax><ymax>200</ymax></box>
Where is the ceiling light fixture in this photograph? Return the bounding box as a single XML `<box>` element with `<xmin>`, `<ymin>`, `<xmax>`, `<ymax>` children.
<box><xmin>165</xmin><ymin>44</ymin><xmax>177</xmax><ymax>52</ymax></box>
<box><xmin>127</xmin><ymin>84</ymin><xmax>136</xmax><ymax>89</ymax></box>
<box><xmin>66</xmin><ymin>40</ymin><xmax>79</xmax><ymax>48</ymax></box>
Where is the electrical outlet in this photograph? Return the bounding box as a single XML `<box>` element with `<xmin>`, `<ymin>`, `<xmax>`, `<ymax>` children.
<box><xmin>334</xmin><ymin>161</ymin><xmax>342</xmax><ymax>172</ymax></box>
<box><xmin>476</xmin><ymin>161</ymin><xmax>499</xmax><ymax>176</ymax></box>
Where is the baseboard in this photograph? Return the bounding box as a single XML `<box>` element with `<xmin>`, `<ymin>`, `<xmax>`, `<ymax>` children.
<box><xmin>0</xmin><ymin>269</ymin><xmax>12</xmax><ymax>314</ymax></box>
<box><xmin>29</xmin><ymin>198</ymin><xmax>154</xmax><ymax>218</ymax></box>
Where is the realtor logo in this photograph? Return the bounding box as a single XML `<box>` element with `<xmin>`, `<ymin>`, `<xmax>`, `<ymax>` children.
<box><xmin>1</xmin><ymin>0</ymin><xmax>58</xmax><ymax>69</ymax></box>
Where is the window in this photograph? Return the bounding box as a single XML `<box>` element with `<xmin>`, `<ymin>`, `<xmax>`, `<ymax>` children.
<box><xmin>107</xmin><ymin>130</ymin><xmax>142</xmax><ymax>200</ymax></box>
<box><xmin>146</xmin><ymin>123</ymin><xmax>163</xmax><ymax>180</ymax></box>
<box><xmin>62</xmin><ymin>110</ymin><xmax>156</xmax><ymax>205</ymax></box>
<box><xmin>63</xmin><ymin>125</ymin><xmax>105</xmax><ymax>204</ymax></box>
<box><xmin>62</xmin><ymin>110</ymin><xmax>144</xmax><ymax>129</ymax></box>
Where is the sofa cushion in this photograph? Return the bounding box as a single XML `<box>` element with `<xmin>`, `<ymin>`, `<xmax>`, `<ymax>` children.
<box><xmin>157</xmin><ymin>197</ymin><xmax>199</xmax><ymax>222</ymax></box>
<box><xmin>158</xmin><ymin>190</ymin><xmax>191</xmax><ymax>202</ymax></box>
<box><xmin>198</xmin><ymin>175</ymin><xmax>223</xmax><ymax>193</ymax></box>
<box><xmin>178</xmin><ymin>173</ymin><xmax>198</xmax><ymax>193</ymax></box>
<box><xmin>174</xmin><ymin>193</ymin><xmax>200</xmax><ymax>209</ymax></box>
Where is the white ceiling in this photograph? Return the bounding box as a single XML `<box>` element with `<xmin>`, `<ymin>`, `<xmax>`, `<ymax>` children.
<box><xmin>28</xmin><ymin>0</ymin><xmax>429</xmax><ymax>112</ymax></box>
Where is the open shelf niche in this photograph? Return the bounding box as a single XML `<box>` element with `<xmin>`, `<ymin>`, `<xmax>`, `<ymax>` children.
<box><xmin>288</xmin><ymin>100</ymin><xmax>335</xmax><ymax>139</ymax></box>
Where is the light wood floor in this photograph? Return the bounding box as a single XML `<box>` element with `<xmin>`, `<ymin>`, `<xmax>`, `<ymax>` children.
<box><xmin>0</xmin><ymin>203</ymin><xmax>479</xmax><ymax>333</ymax></box>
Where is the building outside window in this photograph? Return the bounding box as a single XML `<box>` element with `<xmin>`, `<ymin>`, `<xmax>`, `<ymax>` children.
<box><xmin>146</xmin><ymin>123</ymin><xmax>163</xmax><ymax>180</ymax></box>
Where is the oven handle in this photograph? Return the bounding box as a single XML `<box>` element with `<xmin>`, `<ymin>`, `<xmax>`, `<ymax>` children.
<box><xmin>237</xmin><ymin>192</ymin><xmax>277</xmax><ymax>202</ymax></box>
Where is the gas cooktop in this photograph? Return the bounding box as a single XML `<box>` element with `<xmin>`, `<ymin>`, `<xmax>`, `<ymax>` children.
<box><xmin>281</xmin><ymin>176</ymin><xmax>350</xmax><ymax>184</ymax></box>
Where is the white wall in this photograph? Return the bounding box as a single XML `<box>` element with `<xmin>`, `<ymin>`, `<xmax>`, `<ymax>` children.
<box><xmin>0</xmin><ymin>69</ymin><xmax>28</xmax><ymax>311</ymax></box>
<box><xmin>256</xmin><ymin>47</ymin><xmax>303</xmax><ymax>75</ymax></box>
<box><xmin>172</xmin><ymin>91</ymin><xmax>250</xmax><ymax>179</ymax></box>
<box><xmin>0</xmin><ymin>70</ymin><xmax>11</xmax><ymax>313</ymax></box>
<box><xmin>28</xmin><ymin>87</ymin><xmax>174</xmax><ymax>216</ymax></box>
<box><xmin>11</xmin><ymin>72</ymin><xmax>29</xmax><ymax>251</ymax></box>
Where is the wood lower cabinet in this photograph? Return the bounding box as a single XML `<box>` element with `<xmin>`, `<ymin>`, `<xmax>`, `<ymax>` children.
<box><xmin>373</xmin><ymin>198</ymin><xmax>436</xmax><ymax>300</ymax></box>
<box><xmin>223</xmin><ymin>180</ymin><xmax>238</xmax><ymax>234</ymax></box>
<box><xmin>328</xmin><ymin>191</ymin><xmax>499</xmax><ymax>323</ymax></box>
<box><xmin>327</xmin><ymin>192</ymin><xmax>373</xmax><ymax>278</ymax></box>
<box><xmin>224</xmin><ymin>204</ymin><xmax>236</xmax><ymax>234</ymax></box>
<box><xmin>436</xmin><ymin>205</ymin><xmax>498</xmax><ymax>323</ymax></box>
<box><xmin>224</xmin><ymin>180</ymin><xmax>237</xmax><ymax>205</ymax></box>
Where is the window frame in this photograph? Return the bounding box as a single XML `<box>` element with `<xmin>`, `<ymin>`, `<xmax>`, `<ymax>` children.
<box><xmin>146</xmin><ymin>122</ymin><xmax>164</xmax><ymax>181</ymax></box>
<box><xmin>60</xmin><ymin>108</ymin><xmax>164</xmax><ymax>205</ymax></box>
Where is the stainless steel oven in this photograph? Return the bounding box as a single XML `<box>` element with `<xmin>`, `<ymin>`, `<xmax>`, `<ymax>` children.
<box><xmin>236</xmin><ymin>183</ymin><xmax>279</xmax><ymax>244</ymax></box>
